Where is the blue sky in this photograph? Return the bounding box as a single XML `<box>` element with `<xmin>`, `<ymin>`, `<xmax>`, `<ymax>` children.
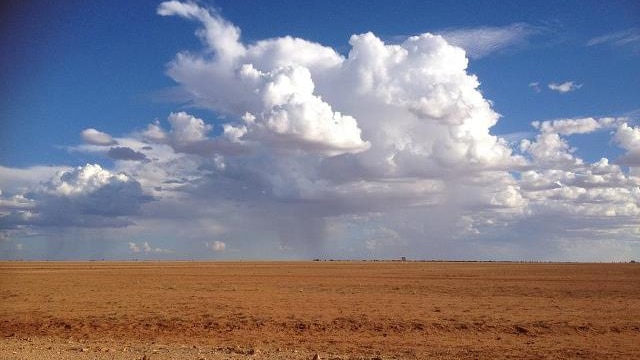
<box><xmin>1</xmin><ymin>1</ymin><xmax>639</xmax><ymax>260</ymax></box>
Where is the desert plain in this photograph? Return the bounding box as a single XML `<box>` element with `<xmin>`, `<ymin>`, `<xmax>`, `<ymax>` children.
<box><xmin>1</xmin><ymin>261</ymin><xmax>639</xmax><ymax>359</ymax></box>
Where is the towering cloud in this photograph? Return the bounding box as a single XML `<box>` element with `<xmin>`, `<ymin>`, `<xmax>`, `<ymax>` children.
<box><xmin>145</xmin><ymin>1</ymin><xmax>534</xmax><ymax>257</ymax></box>
<box><xmin>159</xmin><ymin>2</ymin><xmax>517</xmax><ymax>176</ymax></box>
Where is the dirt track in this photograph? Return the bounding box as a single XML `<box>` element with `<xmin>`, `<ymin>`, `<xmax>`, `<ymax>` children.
<box><xmin>1</xmin><ymin>261</ymin><xmax>639</xmax><ymax>359</ymax></box>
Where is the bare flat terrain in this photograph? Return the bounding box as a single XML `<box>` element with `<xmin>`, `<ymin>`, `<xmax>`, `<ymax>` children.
<box><xmin>1</xmin><ymin>261</ymin><xmax>639</xmax><ymax>359</ymax></box>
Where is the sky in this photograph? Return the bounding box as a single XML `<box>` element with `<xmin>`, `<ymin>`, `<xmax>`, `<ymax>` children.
<box><xmin>1</xmin><ymin>0</ymin><xmax>639</xmax><ymax>261</ymax></box>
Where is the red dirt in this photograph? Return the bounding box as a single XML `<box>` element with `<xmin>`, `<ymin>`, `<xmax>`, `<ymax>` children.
<box><xmin>1</xmin><ymin>261</ymin><xmax>639</xmax><ymax>359</ymax></box>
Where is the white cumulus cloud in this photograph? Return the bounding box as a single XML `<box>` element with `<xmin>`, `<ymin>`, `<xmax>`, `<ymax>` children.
<box><xmin>0</xmin><ymin>164</ymin><xmax>151</xmax><ymax>230</ymax></box>
<box><xmin>81</xmin><ymin>128</ymin><xmax>118</xmax><ymax>146</ymax></box>
<box><xmin>614</xmin><ymin>123</ymin><xmax>640</xmax><ymax>166</ymax></box>
<box><xmin>128</xmin><ymin>242</ymin><xmax>140</xmax><ymax>253</ymax></box>
<box><xmin>548</xmin><ymin>81</ymin><xmax>582</xmax><ymax>93</ymax></box>
<box><xmin>532</xmin><ymin>117</ymin><xmax>622</xmax><ymax>135</ymax></box>
<box><xmin>206</xmin><ymin>240</ymin><xmax>226</xmax><ymax>252</ymax></box>
<box><xmin>129</xmin><ymin>241</ymin><xmax>172</xmax><ymax>254</ymax></box>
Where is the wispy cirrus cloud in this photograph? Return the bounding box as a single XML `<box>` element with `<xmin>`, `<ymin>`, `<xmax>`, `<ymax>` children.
<box><xmin>587</xmin><ymin>28</ymin><xmax>640</xmax><ymax>48</ymax></box>
<box><xmin>528</xmin><ymin>82</ymin><xmax>541</xmax><ymax>93</ymax></box>
<box><xmin>439</xmin><ymin>23</ymin><xmax>543</xmax><ymax>59</ymax></box>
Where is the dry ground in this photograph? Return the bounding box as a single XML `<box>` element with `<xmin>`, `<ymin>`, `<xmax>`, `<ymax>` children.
<box><xmin>1</xmin><ymin>261</ymin><xmax>639</xmax><ymax>359</ymax></box>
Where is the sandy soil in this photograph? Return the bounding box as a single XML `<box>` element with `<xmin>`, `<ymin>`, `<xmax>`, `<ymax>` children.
<box><xmin>1</xmin><ymin>261</ymin><xmax>639</xmax><ymax>359</ymax></box>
